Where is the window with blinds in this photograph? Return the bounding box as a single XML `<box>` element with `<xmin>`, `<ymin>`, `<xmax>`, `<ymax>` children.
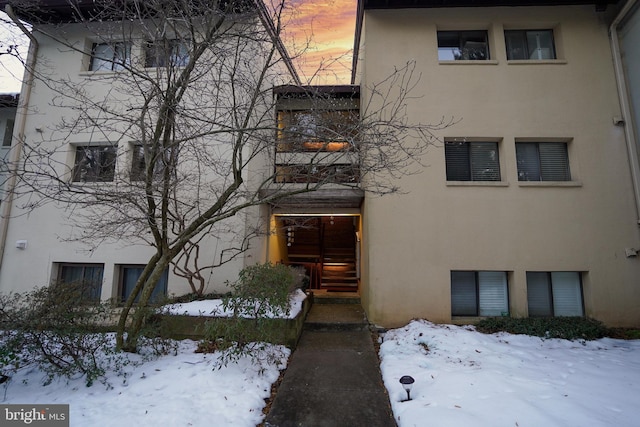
<box><xmin>505</xmin><ymin>30</ymin><xmax>556</xmax><ymax>60</ymax></box>
<box><xmin>445</xmin><ymin>141</ymin><xmax>501</xmax><ymax>181</ymax></box>
<box><xmin>516</xmin><ymin>142</ymin><xmax>570</xmax><ymax>181</ymax></box>
<box><xmin>58</xmin><ymin>263</ymin><xmax>104</xmax><ymax>302</ymax></box>
<box><xmin>451</xmin><ymin>271</ymin><xmax>509</xmax><ymax>317</ymax></box>
<box><xmin>526</xmin><ymin>271</ymin><xmax>584</xmax><ymax>317</ymax></box>
<box><xmin>119</xmin><ymin>265</ymin><xmax>168</xmax><ymax>304</ymax></box>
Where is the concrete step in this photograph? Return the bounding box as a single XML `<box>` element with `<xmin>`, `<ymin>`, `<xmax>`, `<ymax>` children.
<box><xmin>312</xmin><ymin>293</ymin><xmax>360</xmax><ymax>305</ymax></box>
<box><xmin>304</xmin><ymin>303</ymin><xmax>369</xmax><ymax>331</ymax></box>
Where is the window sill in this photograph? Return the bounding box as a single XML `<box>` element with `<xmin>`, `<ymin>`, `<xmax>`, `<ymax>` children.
<box><xmin>79</xmin><ymin>70</ymin><xmax>122</xmax><ymax>76</ymax></box>
<box><xmin>446</xmin><ymin>181</ymin><xmax>509</xmax><ymax>187</ymax></box>
<box><xmin>507</xmin><ymin>59</ymin><xmax>568</xmax><ymax>65</ymax></box>
<box><xmin>451</xmin><ymin>316</ymin><xmax>509</xmax><ymax>324</ymax></box>
<box><xmin>439</xmin><ymin>60</ymin><xmax>499</xmax><ymax>65</ymax></box>
<box><xmin>518</xmin><ymin>180</ymin><xmax>582</xmax><ymax>187</ymax></box>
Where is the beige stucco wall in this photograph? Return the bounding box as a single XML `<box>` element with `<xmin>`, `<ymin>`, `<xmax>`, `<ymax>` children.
<box><xmin>360</xmin><ymin>5</ymin><xmax>640</xmax><ymax>328</ymax></box>
<box><xmin>0</xmin><ymin>18</ymin><xmax>289</xmax><ymax>300</ymax></box>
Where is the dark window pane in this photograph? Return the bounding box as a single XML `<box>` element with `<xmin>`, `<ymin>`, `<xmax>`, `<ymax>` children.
<box><xmin>277</xmin><ymin>110</ymin><xmax>358</xmax><ymax>152</ymax></box>
<box><xmin>121</xmin><ymin>266</ymin><xmax>168</xmax><ymax>303</ymax></box>
<box><xmin>59</xmin><ymin>264</ymin><xmax>104</xmax><ymax>302</ymax></box>
<box><xmin>446</xmin><ymin>141</ymin><xmax>500</xmax><ymax>181</ymax></box>
<box><xmin>451</xmin><ymin>271</ymin><xmax>477</xmax><ymax>316</ymax></box>
<box><xmin>445</xmin><ymin>142</ymin><xmax>471</xmax><ymax>181</ymax></box>
<box><xmin>438</xmin><ymin>30</ymin><xmax>489</xmax><ymax>60</ymax></box>
<box><xmin>130</xmin><ymin>145</ymin><xmax>178</xmax><ymax>183</ymax></box>
<box><xmin>73</xmin><ymin>146</ymin><xmax>117</xmax><ymax>182</ymax></box>
<box><xmin>505</xmin><ymin>30</ymin><xmax>555</xmax><ymax>60</ymax></box>
<box><xmin>516</xmin><ymin>142</ymin><xmax>542</xmax><ymax>181</ymax></box>
<box><xmin>527</xmin><ymin>272</ymin><xmax>552</xmax><ymax>316</ymax></box>
<box><xmin>505</xmin><ymin>31</ymin><xmax>528</xmax><ymax>60</ymax></box>
<box><xmin>130</xmin><ymin>145</ymin><xmax>146</xmax><ymax>181</ymax></box>
<box><xmin>275</xmin><ymin>164</ymin><xmax>359</xmax><ymax>184</ymax></box>
<box><xmin>146</xmin><ymin>40</ymin><xmax>190</xmax><ymax>68</ymax></box>
<box><xmin>3</xmin><ymin>119</ymin><xmax>15</xmax><ymax>147</ymax></box>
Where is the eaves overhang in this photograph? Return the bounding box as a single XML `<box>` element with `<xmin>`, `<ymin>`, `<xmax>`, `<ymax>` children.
<box><xmin>362</xmin><ymin>0</ymin><xmax>618</xmax><ymax>12</ymax></box>
<box><xmin>0</xmin><ymin>0</ymin><xmax>255</xmax><ymax>24</ymax></box>
<box><xmin>274</xmin><ymin>85</ymin><xmax>360</xmax><ymax>98</ymax></box>
<box><xmin>259</xmin><ymin>189</ymin><xmax>364</xmax><ymax>209</ymax></box>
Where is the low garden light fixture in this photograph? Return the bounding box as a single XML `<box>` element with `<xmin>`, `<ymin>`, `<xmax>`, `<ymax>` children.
<box><xmin>399</xmin><ymin>375</ymin><xmax>415</xmax><ymax>401</ymax></box>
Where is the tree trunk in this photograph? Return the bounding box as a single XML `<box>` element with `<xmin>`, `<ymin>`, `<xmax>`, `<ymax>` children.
<box><xmin>115</xmin><ymin>253</ymin><xmax>166</xmax><ymax>352</ymax></box>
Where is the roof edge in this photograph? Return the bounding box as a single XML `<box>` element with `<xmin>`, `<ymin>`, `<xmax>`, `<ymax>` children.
<box><xmin>362</xmin><ymin>0</ymin><xmax>618</xmax><ymax>12</ymax></box>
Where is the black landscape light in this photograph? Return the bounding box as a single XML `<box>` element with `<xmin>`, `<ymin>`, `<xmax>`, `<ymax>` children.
<box><xmin>399</xmin><ymin>375</ymin><xmax>415</xmax><ymax>401</ymax></box>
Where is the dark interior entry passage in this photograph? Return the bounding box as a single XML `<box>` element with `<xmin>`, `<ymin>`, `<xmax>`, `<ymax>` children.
<box><xmin>282</xmin><ymin>216</ymin><xmax>358</xmax><ymax>291</ymax></box>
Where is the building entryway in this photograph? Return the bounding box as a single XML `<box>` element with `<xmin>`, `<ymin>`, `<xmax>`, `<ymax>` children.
<box><xmin>276</xmin><ymin>215</ymin><xmax>360</xmax><ymax>292</ymax></box>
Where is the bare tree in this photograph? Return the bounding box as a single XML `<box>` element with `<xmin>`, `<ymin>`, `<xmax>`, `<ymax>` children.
<box><xmin>2</xmin><ymin>0</ymin><xmax>451</xmax><ymax>352</ymax></box>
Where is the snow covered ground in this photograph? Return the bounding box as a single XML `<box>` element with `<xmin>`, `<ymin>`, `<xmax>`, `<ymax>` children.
<box><xmin>2</xmin><ymin>313</ymin><xmax>639</xmax><ymax>426</ymax></box>
<box><xmin>2</xmin><ymin>339</ymin><xmax>288</xmax><ymax>427</ymax></box>
<box><xmin>380</xmin><ymin>320</ymin><xmax>640</xmax><ymax>427</ymax></box>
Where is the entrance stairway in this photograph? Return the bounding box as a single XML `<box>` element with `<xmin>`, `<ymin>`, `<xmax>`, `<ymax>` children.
<box><xmin>321</xmin><ymin>248</ymin><xmax>358</xmax><ymax>291</ymax></box>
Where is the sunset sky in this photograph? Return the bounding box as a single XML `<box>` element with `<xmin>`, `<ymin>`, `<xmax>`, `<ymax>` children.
<box><xmin>281</xmin><ymin>0</ymin><xmax>357</xmax><ymax>84</ymax></box>
<box><xmin>0</xmin><ymin>1</ymin><xmax>357</xmax><ymax>93</ymax></box>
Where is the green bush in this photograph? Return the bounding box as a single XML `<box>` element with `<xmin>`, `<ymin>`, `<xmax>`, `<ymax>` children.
<box><xmin>0</xmin><ymin>282</ymin><xmax>129</xmax><ymax>386</ymax></box>
<box><xmin>475</xmin><ymin>316</ymin><xmax>608</xmax><ymax>341</ymax></box>
<box><xmin>0</xmin><ymin>282</ymin><xmax>175</xmax><ymax>388</ymax></box>
<box><xmin>199</xmin><ymin>263</ymin><xmax>304</xmax><ymax>368</ymax></box>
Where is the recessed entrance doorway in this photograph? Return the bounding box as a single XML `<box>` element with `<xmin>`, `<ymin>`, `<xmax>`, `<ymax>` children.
<box><xmin>274</xmin><ymin>215</ymin><xmax>360</xmax><ymax>292</ymax></box>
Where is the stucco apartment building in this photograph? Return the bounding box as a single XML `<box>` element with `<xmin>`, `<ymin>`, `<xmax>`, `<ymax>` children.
<box><xmin>349</xmin><ymin>0</ymin><xmax>640</xmax><ymax>328</ymax></box>
<box><xmin>1</xmin><ymin>0</ymin><xmax>639</xmax><ymax>328</ymax></box>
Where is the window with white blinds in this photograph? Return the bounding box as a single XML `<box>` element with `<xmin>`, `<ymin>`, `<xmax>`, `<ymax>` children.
<box><xmin>526</xmin><ymin>271</ymin><xmax>584</xmax><ymax>317</ymax></box>
<box><xmin>445</xmin><ymin>141</ymin><xmax>501</xmax><ymax>181</ymax></box>
<box><xmin>516</xmin><ymin>142</ymin><xmax>570</xmax><ymax>181</ymax></box>
<box><xmin>451</xmin><ymin>271</ymin><xmax>509</xmax><ymax>317</ymax></box>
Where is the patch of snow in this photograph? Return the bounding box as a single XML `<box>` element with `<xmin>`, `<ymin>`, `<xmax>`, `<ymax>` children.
<box><xmin>2</xmin><ymin>338</ymin><xmax>289</xmax><ymax>427</ymax></box>
<box><xmin>380</xmin><ymin>319</ymin><xmax>640</xmax><ymax>427</ymax></box>
<box><xmin>161</xmin><ymin>289</ymin><xmax>307</xmax><ymax>319</ymax></box>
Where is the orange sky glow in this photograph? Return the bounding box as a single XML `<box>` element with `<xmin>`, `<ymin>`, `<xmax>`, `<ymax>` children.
<box><xmin>279</xmin><ymin>0</ymin><xmax>357</xmax><ymax>85</ymax></box>
<box><xmin>0</xmin><ymin>2</ymin><xmax>357</xmax><ymax>92</ymax></box>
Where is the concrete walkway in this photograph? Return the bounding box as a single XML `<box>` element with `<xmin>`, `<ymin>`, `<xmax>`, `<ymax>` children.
<box><xmin>264</xmin><ymin>295</ymin><xmax>396</xmax><ymax>427</ymax></box>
